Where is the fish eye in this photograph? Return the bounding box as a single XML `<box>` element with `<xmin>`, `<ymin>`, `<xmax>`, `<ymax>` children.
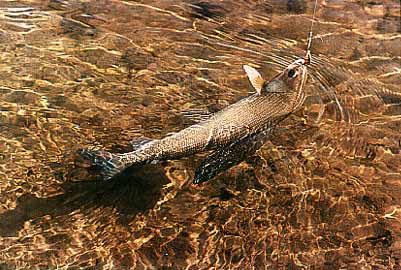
<box><xmin>287</xmin><ymin>69</ymin><xmax>297</xmax><ymax>78</ymax></box>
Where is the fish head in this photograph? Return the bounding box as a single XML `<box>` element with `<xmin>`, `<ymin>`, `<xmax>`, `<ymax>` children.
<box><xmin>263</xmin><ymin>58</ymin><xmax>308</xmax><ymax>94</ymax></box>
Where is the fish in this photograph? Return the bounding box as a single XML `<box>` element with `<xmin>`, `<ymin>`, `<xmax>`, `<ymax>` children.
<box><xmin>191</xmin><ymin>0</ymin><xmax>319</xmax><ymax>184</ymax></box>
<box><xmin>78</xmin><ymin>58</ymin><xmax>309</xmax><ymax>182</ymax></box>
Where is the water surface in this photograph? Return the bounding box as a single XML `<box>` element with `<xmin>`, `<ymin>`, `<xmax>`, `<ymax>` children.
<box><xmin>0</xmin><ymin>0</ymin><xmax>400</xmax><ymax>269</ymax></box>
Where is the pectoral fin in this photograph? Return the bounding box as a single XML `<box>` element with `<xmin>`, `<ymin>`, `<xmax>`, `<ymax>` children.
<box><xmin>193</xmin><ymin>129</ymin><xmax>272</xmax><ymax>184</ymax></box>
<box><xmin>243</xmin><ymin>65</ymin><xmax>264</xmax><ymax>94</ymax></box>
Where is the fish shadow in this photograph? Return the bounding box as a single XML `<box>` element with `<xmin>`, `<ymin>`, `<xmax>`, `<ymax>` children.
<box><xmin>0</xmin><ymin>162</ymin><xmax>170</xmax><ymax>237</ymax></box>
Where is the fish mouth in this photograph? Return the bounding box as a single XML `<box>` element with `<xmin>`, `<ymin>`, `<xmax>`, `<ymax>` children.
<box><xmin>303</xmin><ymin>50</ymin><xmax>311</xmax><ymax>65</ymax></box>
<box><xmin>288</xmin><ymin>58</ymin><xmax>308</xmax><ymax>80</ymax></box>
<box><xmin>287</xmin><ymin>57</ymin><xmax>308</xmax><ymax>72</ymax></box>
<box><xmin>287</xmin><ymin>58</ymin><xmax>308</xmax><ymax>95</ymax></box>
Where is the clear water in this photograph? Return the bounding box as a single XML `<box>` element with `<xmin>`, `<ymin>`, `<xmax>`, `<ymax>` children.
<box><xmin>0</xmin><ymin>0</ymin><xmax>400</xmax><ymax>269</ymax></box>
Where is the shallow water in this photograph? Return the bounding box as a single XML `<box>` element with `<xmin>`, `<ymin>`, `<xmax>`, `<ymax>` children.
<box><xmin>0</xmin><ymin>0</ymin><xmax>400</xmax><ymax>269</ymax></box>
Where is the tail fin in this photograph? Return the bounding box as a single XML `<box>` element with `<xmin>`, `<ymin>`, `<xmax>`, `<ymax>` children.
<box><xmin>77</xmin><ymin>149</ymin><xmax>127</xmax><ymax>180</ymax></box>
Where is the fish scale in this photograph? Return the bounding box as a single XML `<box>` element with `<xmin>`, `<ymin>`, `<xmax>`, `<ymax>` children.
<box><xmin>79</xmin><ymin>58</ymin><xmax>309</xmax><ymax>181</ymax></box>
<box><xmin>129</xmin><ymin>93</ymin><xmax>298</xmax><ymax>162</ymax></box>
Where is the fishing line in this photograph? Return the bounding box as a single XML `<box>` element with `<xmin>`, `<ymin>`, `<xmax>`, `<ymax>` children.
<box><xmin>304</xmin><ymin>0</ymin><xmax>318</xmax><ymax>64</ymax></box>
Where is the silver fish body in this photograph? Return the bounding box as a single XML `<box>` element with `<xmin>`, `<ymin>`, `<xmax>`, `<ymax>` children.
<box><xmin>122</xmin><ymin>92</ymin><xmax>302</xmax><ymax>161</ymax></box>
<box><xmin>79</xmin><ymin>59</ymin><xmax>308</xmax><ymax>182</ymax></box>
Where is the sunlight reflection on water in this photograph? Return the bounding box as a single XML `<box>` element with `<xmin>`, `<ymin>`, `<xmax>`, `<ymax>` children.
<box><xmin>0</xmin><ymin>0</ymin><xmax>400</xmax><ymax>269</ymax></box>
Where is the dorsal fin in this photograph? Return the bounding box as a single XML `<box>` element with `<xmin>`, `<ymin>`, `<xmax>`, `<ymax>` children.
<box><xmin>243</xmin><ymin>65</ymin><xmax>264</xmax><ymax>94</ymax></box>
